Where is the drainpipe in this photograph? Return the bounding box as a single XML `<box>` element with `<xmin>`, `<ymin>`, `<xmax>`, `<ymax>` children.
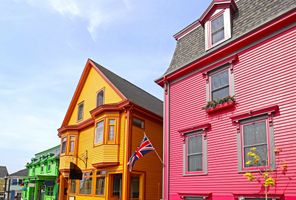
<box><xmin>123</xmin><ymin>104</ymin><xmax>132</xmax><ymax>200</ymax></box>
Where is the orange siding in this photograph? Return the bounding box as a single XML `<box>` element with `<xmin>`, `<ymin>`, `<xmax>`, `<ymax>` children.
<box><xmin>131</xmin><ymin>113</ymin><xmax>163</xmax><ymax>200</ymax></box>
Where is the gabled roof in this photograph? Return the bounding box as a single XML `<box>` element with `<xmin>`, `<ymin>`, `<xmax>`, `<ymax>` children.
<box><xmin>0</xmin><ymin>166</ymin><xmax>8</xmax><ymax>178</ymax></box>
<box><xmin>199</xmin><ymin>0</ymin><xmax>237</xmax><ymax>26</ymax></box>
<box><xmin>162</xmin><ymin>0</ymin><xmax>295</xmax><ymax>77</ymax></box>
<box><xmin>9</xmin><ymin>169</ymin><xmax>28</xmax><ymax>177</ymax></box>
<box><xmin>90</xmin><ymin>60</ymin><xmax>163</xmax><ymax>117</ymax></box>
<box><xmin>61</xmin><ymin>59</ymin><xmax>163</xmax><ymax>127</ymax></box>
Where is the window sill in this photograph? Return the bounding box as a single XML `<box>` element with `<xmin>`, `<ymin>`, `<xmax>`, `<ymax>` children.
<box><xmin>238</xmin><ymin>166</ymin><xmax>274</xmax><ymax>173</ymax></box>
<box><xmin>206</xmin><ymin>101</ymin><xmax>235</xmax><ymax>114</ymax></box>
<box><xmin>183</xmin><ymin>172</ymin><xmax>207</xmax><ymax>177</ymax></box>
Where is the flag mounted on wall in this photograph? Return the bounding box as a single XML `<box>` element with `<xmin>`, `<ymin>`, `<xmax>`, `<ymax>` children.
<box><xmin>127</xmin><ymin>134</ymin><xmax>155</xmax><ymax>172</ymax></box>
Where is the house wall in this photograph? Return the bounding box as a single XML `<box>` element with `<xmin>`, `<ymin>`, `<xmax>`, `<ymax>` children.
<box><xmin>68</xmin><ymin>67</ymin><xmax>123</xmax><ymax>125</ymax></box>
<box><xmin>167</xmin><ymin>27</ymin><xmax>296</xmax><ymax>199</ymax></box>
<box><xmin>131</xmin><ymin>112</ymin><xmax>163</xmax><ymax>200</ymax></box>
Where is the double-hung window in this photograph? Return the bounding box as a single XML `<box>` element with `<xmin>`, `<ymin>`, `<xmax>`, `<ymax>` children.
<box><xmin>242</xmin><ymin>118</ymin><xmax>268</xmax><ymax>168</ymax></box>
<box><xmin>77</xmin><ymin>102</ymin><xmax>84</xmax><ymax>121</ymax></box>
<box><xmin>61</xmin><ymin>137</ymin><xmax>67</xmax><ymax>154</ymax></box>
<box><xmin>204</xmin><ymin>8</ymin><xmax>232</xmax><ymax>50</ymax></box>
<box><xmin>180</xmin><ymin>124</ymin><xmax>210</xmax><ymax>175</ymax></box>
<box><xmin>108</xmin><ymin>119</ymin><xmax>115</xmax><ymax>141</ymax></box>
<box><xmin>69</xmin><ymin>136</ymin><xmax>76</xmax><ymax>153</ymax></box>
<box><xmin>186</xmin><ymin>132</ymin><xmax>203</xmax><ymax>172</ymax></box>
<box><xmin>97</xmin><ymin>90</ymin><xmax>104</xmax><ymax>107</ymax></box>
<box><xmin>95</xmin><ymin>121</ymin><xmax>104</xmax><ymax>144</ymax></box>
<box><xmin>210</xmin><ymin>67</ymin><xmax>230</xmax><ymax>101</ymax></box>
<box><xmin>235</xmin><ymin>114</ymin><xmax>276</xmax><ymax>171</ymax></box>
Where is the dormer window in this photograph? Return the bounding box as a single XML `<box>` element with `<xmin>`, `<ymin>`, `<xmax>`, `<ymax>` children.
<box><xmin>204</xmin><ymin>9</ymin><xmax>231</xmax><ymax>49</ymax></box>
<box><xmin>199</xmin><ymin>1</ymin><xmax>237</xmax><ymax>50</ymax></box>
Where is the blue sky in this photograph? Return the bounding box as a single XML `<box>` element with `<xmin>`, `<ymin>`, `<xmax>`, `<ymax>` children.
<box><xmin>0</xmin><ymin>0</ymin><xmax>211</xmax><ymax>173</ymax></box>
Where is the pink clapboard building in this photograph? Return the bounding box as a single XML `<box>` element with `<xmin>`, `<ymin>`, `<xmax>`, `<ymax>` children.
<box><xmin>156</xmin><ymin>0</ymin><xmax>296</xmax><ymax>200</ymax></box>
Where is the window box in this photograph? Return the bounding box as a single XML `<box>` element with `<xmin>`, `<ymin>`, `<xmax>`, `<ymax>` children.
<box><xmin>203</xmin><ymin>96</ymin><xmax>235</xmax><ymax>114</ymax></box>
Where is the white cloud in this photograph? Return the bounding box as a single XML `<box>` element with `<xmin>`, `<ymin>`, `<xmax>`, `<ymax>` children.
<box><xmin>16</xmin><ymin>0</ymin><xmax>133</xmax><ymax>41</ymax></box>
<box><xmin>48</xmin><ymin>0</ymin><xmax>80</xmax><ymax>17</ymax></box>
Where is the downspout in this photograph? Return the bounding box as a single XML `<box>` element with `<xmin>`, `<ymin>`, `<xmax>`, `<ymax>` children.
<box><xmin>167</xmin><ymin>82</ymin><xmax>170</xmax><ymax>200</ymax></box>
<box><xmin>163</xmin><ymin>81</ymin><xmax>170</xmax><ymax>200</ymax></box>
<box><xmin>123</xmin><ymin>105</ymin><xmax>132</xmax><ymax>200</ymax></box>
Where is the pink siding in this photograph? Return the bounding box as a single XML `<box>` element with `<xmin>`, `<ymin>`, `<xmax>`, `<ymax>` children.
<box><xmin>167</xmin><ymin>27</ymin><xmax>296</xmax><ymax>199</ymax></box>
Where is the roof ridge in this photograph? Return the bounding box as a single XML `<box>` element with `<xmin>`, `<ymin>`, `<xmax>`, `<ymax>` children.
<box><xmin>90</xmin><ymin>59</ymin><xmax>162</xmax><ymax>103</ymax></box>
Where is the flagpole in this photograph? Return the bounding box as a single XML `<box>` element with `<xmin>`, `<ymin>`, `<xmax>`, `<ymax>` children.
<box><xmin>144</xmin><ymin>131</ymin><xmax>164</xmax><ymax>166</ymax></box>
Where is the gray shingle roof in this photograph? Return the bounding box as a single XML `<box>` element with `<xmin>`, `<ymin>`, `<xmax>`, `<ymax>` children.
<box><xmin>91</xmin><ymin>60</ymin><xmax>163</xmax><ymax>117</ymax></box>
<box><xmin>0</xmin><ymin>166</ymin><xmax>8</xmax><ymax>178</ymax></box>
<box><xmin>9</xmin><ymin>169</ymin><xmax>28</xmax><ymax>177</ymax></box>
<box><xmin>165</xmin><ymin>0</ymin><xmax>296</xmax><ymax>76</ymax></box>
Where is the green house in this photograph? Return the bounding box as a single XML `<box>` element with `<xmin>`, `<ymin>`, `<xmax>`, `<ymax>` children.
<box><xmin>22</xmin><ymin>145</ymin><xmax>60</xmax><ymax>200</ymax></box>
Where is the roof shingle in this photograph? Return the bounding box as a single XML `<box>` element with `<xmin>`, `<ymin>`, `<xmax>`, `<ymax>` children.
<box><xmin>0</xmin><ymin>166</ymin><xmax>8</xmax><ymax>178</ymax></box>
<box><xmin>9</xmin><ymin>169</ymin><xmax>28</xmax><ymax>177</ymax></box>
<box><xmin>91</xmin><ymin>60</ymin><xmax>163</xmax><ymax>117</ymax></box>
<box><xmin>165</xmin><ymin>0</ymin><xmax>295</xmax><ymax>76</ymax></box>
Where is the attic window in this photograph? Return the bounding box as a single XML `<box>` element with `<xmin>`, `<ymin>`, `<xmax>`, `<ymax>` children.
<box><xmin>97</xmin><ymin>89</ymin><xmax>104</xmax><ymax>107</ymax></box>
<box><xmin>77</xmin><ymin>102</ymin><xmax>84</xmax><ymax>121</ymax></box>
<box><xmin>204</xmin><ymin>9</ymin><xmax>232</xmax><ymax>50</ymax></box>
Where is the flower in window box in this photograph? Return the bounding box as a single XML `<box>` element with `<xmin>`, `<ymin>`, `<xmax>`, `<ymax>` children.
<box><xmin>203</xmin><ymin>96</ymin><xmax>235</xmax><ymax>113</ymax></box>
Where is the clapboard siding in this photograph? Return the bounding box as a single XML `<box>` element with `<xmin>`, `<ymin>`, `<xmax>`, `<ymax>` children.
<box><xmin>168</xmin><ymin>27</ymin><xmax>296</xmax><ymax>199</ymax></box>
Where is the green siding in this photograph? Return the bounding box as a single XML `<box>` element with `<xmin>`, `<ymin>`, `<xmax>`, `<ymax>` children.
<box><xmin>22</xmin><ymin>145</ymin><xmax>60</xmax><ymax>200</ymax></box>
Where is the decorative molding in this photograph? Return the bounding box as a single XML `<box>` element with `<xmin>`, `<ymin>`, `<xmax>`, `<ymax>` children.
<box><xmin>179</xmin><ymin>123</ymin><xmax>211</xmax><ymax>141</ymax></box>
<box><xmin>92</xmin><ymin>162</ymin><xmax>119</xmax><ymax>169</ymax></box>
<box><xmin>230</xmin><ymin>105</ymin><xmax>279</xmax><ymax>123</ymax></box>
<box><xmin>178</xmin><ymin>192</ymin><xmax>212</xmax><ymax>199</ymax></box>
<box><xmin>199</xmin><ymin>0</ymin><xmax>237</xmax><ymax>26</ymax></box>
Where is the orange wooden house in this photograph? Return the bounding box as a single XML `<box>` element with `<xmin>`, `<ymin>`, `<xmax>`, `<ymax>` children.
<box><xmin>57</xmin><ymin>59</ymin><xmax>163</xmax><ymax>200</ymax></box>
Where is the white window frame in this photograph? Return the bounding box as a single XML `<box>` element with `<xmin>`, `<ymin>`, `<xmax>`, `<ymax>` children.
<box><xmin>94</xmin><ymin>120</ymin><xmax>104</xmax><ymax>144</ymax></box>
<box><xmin>205</xmin><ymin>8</ymin><xmax>232</xmax><ymax>50</ymax></box>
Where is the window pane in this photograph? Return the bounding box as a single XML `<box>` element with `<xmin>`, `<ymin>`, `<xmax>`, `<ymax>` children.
<box><xmin>108</xmin><ymin>119</ymin><xmax>115</xmax><ymax>141</ymax></box>
<box><xmin>130</xmin><ymin>175</ymin><xmax>140</xmax><ymax>198</ymax></box>
<box><xmin>211</xmin><ymin>15</ymin><xmax>224</xmax><ymax>44</ymax></box>
<box><xmin>188</xmin><ymin>154</ymin><xmax>202</xmax><ymax>172</ymax></box>
<box><xmin>188</xmin><ymin>135</ymin><xmax>202</xmax><ymax>154</ymax></box>
<box><xmin>61</xmin><ymin>138</ymin><xmax>67</xmax><ymax>154</ymax></box>
<box><xmin>184</xmin><ymin>197</ymin><xmax>203</xmax><ymax>200</ymax></box>
<box><xmin>112</xmin><ymin>174</ymin><xmax>122</xmax><ymax>197</ymax></box>
<box><xmin>133</xmin><ymin>118</ymin><xmax>144</xmax><ymax>128</ymax></box>
<box><xmin>97</xmin><ymin>91</ymin><xmax>104</xmax><ymax>107</ymax></box>
<box><xmin>70</xmin><ymin>180</ymin><xmax>76</xmax><ymax>194</ymax></box>
<box><xmin>211</xmin><ymin>70</ymin><xmax>229</xmax><ymax>90</ymax></box>
<box><xmin>80</xmin><ymin>177</ymin><xmax>92</xmax><ymax>194</ymax></box>
<box><xmin>78</xmin><ymin>103</ymin><xmax>84</xmax><ymax>121</ymax></box>
<box><xmin>212</xmin><ymin>15</ymin><xmax>224</xmax><ymax>32</ymax></box>
<box><xmin>212</xmin><ymin>86</ymin><xmax>229</xmax><ymax>101</ymax></box>
<box><xmin>243</xmin><ymin>121</ymin><xmax>267</xmax><ymax>146</ymax></box>
<box><xmin>95</xmin><ymin>121</ymin><xmax>104</xmax><ymax>144</ymax></box>
<box><xmin>212</xmin><ymin>29</ymin><xmax>225</xmax><ymax>44</ymax></box>
<box><xmin>96</xmin><ymin>177</ymin><xmax>105</xmax><ymax>195</ymax></box>
<box><xmin>69</xmin><ymin>136</ymin><xmax>75</xmax><ymax>153</ymax></box>
<box><xmin>244</xmin><ymin>144</ymin><xmax>268</xmax><ymax>167</ymax></box>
